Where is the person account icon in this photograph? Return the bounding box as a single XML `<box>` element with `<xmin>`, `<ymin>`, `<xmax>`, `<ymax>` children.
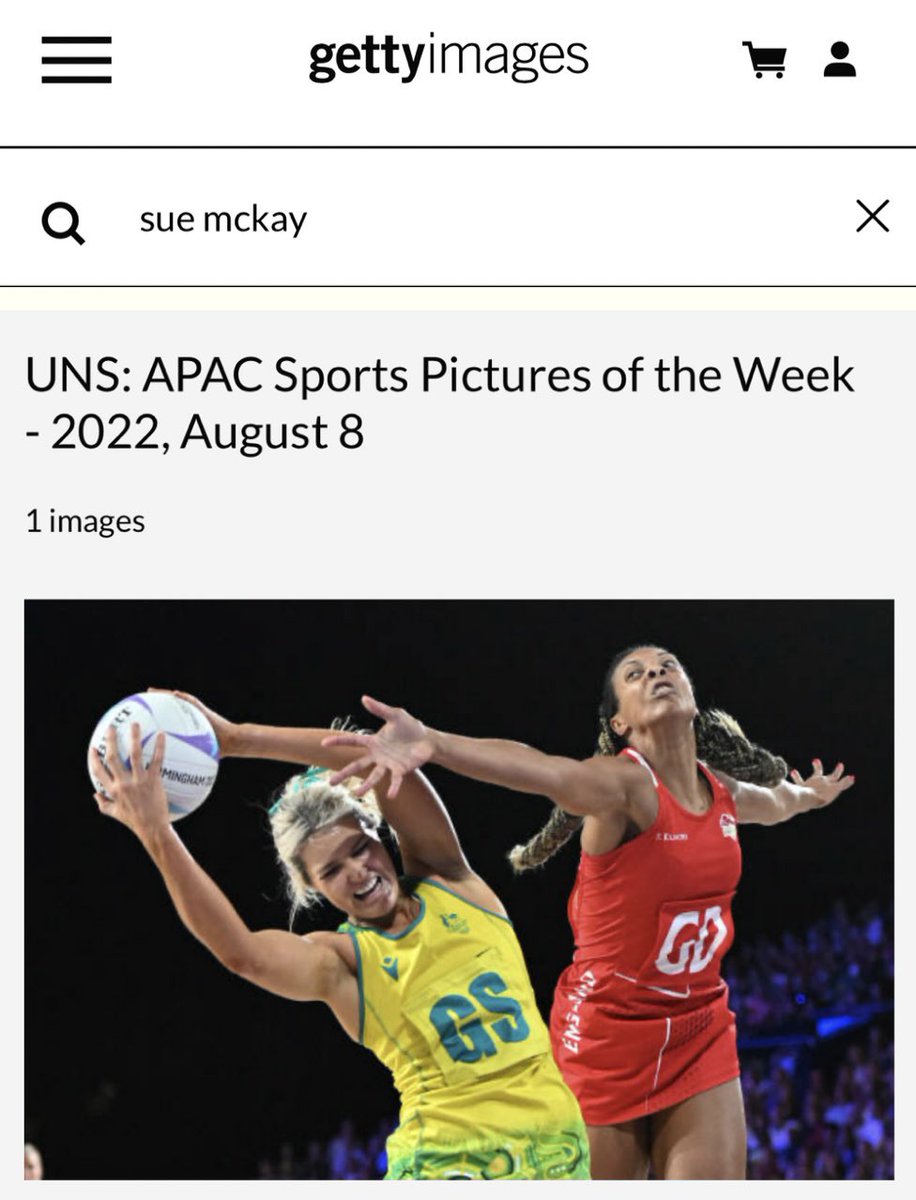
<box><xmin>825</xmin><ymin>42</ymin><xmax>856</xmax><ymax>77</ymax></box>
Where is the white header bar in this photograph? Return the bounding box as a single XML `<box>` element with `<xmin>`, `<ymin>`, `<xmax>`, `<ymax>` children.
<box><xmin>2</xmin><ymin>2</ymin><xmax>911</xmax><ymax>147</ymax></box>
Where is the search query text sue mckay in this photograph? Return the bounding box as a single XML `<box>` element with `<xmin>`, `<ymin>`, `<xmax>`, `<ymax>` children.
<box><xmin>39</xmin><ymin>203</ymin><xmax>308</xmax><ymax>246</ymax></box>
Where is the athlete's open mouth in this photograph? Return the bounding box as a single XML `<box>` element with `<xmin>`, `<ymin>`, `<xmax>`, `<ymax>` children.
<box><xmin>354</xmin><ymin>875</ymin><xmax>382</xmax><ymax>901</ymax></box>
<box><xmin>652</xmin><ymin>681</ymin><xmax>675</xmax><ymax>696</ymax></box>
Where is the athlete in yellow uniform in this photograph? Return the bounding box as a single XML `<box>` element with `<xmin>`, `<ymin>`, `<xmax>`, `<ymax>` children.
<box><xmin>90</xmin><ymin>696</ymin><xmax>589</xmax><ymax>1181</ymax></box>
<box><xmin>342</xmin><ymin>877</ymin><xmax>586</xmax><ymax>1179</ymax></box>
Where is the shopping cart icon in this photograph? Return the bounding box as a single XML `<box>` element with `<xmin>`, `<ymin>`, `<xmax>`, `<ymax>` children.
<box><xmin>742</xmin><ymin>41</ymin><xmax>786</xmax><ymax>78</ymax></box>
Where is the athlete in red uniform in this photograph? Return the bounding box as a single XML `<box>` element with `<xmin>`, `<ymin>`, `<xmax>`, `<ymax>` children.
<box><xmin>324</xmin><ymin>646</ymin><xmax>854</xmax><ymax>1179</ymax></box>
<box><xmin>552</xmin><ymin>746</ymin><xmax>742</xmax><ymax>1128</ymax></box>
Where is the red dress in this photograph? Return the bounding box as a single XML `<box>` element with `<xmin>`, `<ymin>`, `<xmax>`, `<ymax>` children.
<box><xmin>549</xmin><ymin>748</ymin><xmax>742</xmax><ymax>1125</ymax></box>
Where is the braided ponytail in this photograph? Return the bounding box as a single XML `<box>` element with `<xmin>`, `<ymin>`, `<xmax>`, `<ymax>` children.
<box><xmin>508</xmin><ymin>806</ymin><xmax>583</xmax><ymax>873</ymax></box>
<box><xmin>694</xmin><ymin>709</ymin><xmax>787</xmax><ymax>786</ymax></box>
<box><xmin>507</xmin><ymin>710</ymin><xmax>610</xmax><ymax>875</ymax></box>
<box><xmin>507</xmin><ymin>647</ymin><xmax>787</xmax><ymax>874</ymax></box>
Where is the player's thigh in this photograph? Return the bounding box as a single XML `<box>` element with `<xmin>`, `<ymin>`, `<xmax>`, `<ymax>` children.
<box><xmin>586</xmin><ymin>1119</ymin><xmax>651</xmax><ymax>1180</ymax></box>
<box><xmin>650</xmin><ymin>1077</ymin><xmax>746</xmax><ymax>1180</ymax></box>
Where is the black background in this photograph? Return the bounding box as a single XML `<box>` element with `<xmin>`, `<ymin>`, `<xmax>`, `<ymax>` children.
<box><xmin>25</xmin><ymin>600</ymin><xmax>892</xmax><ymax>1179</ymax></box>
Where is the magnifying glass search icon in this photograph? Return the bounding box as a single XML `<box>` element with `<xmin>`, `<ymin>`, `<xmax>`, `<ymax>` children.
<box><xmin>42</xmin><ymin>201</ymin><xmax>85</xmax><ymax>245</ymax></box>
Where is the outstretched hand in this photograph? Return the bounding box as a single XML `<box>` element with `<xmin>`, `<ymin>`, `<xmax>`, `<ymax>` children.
<box><xmin>148</xmin><ymin>688</ymin><xmax>239</xmax><ymax>757</ymax></box>
<box><xmin>789</xmin><ymin>759</ymin><xmax>855</xmax><ymax>809</ymax></box>
<box><xmin>91</xmin><ymin>722</ymin><xmax>170</xmax><ymax>839</ymax></box>
<box><xmin>322</xmin><ymin>696</ymin><xmax>434</xmax><ymax>798</ymax></box>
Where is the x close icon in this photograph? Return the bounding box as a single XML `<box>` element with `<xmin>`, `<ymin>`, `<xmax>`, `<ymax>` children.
<box><xmin>856</xmin><ymin>199</ymin><xmax>890</xmax><ymax>233</ymax></box>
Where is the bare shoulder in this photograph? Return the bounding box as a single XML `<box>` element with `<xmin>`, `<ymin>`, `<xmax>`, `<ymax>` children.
<box><xmin>710</xmin><ymin>768</ymin><xmax>786</xmax><ymax>826</ymax></box>
<box><xmin>710</xmin><ymin>768</ymin><xmax>740</xmax><ymax>798</ymax></box>
<box><xmin>300</xmin><ymin>929</ymin><xmax>362</xmax><ymax>1039</ymax></box>
<box><xmin>303</xmin><ymin>928</ymin><xmax>358</xmax><ymax>976</ymax></box>
<box><xmin>422</xmin><ymin>872</ymin><xmax>509</xmax><ymax>920</ymax></box>
<box><xmin>584</xmin><ymin>752</ymin><xmax>652</xmax><ymax>787</ymax></box>
<box><xmin>557</xmin><ymin>752</ymin><xmax>655</xmax><ymax>816</ymax></box>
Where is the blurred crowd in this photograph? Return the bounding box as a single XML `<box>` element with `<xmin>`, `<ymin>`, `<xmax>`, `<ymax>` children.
<box><xmin>257</xmin><ymin>1117</ymin><xmax>395</xmax><ymax>1180</ymax></box>
<box><xmin>726</xmin><ymin>900</ymin><xmax>892</xmax><ymax>1031</ymax></box>
<box><xmin>734</xmin><ymin>899</ymin><xmax>894</xmax><ymax>1180</ymax></box>
<box><xmin>254</xmin><ymin>900</ymin><xmax>894</xmax><ymax>1181</ymax></box>
<box><xmin>743</xmin><ymin>1024</ymin><xmax>894</xmax><ymax>1179</ymax></box>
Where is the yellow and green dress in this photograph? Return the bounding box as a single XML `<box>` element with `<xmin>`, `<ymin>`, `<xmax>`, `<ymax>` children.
<box><xmin>339</xmin><ymin>877</ymin><xmax>589</xmax><ymax>1180</ymax></box>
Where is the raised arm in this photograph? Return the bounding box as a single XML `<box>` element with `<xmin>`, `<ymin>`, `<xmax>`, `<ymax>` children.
<box><xmin>323</xmin><ymin>696</ymin><xmax>642</xmax><ymax>817</ymax></box>
<box><xmin>91</xmin><ymin>724</ymin><xmax>356</xmax><ymax>1017</ymax></box>
<box><xmin>716</xmin><ymin>758</ymin><xmax>855</xmax><ymax>826</ymax></box>
<box><xmin>157</xmin><ymin>689</ymin><xmax>375</xmax><ymax>772</ymax></box>
<box><xmin>157</xmin><ymin>691</ymin><xmax>472</xmax><ymax>883</ymax></box>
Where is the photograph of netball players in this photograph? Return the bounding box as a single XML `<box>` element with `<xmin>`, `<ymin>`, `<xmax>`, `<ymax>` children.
<box><xmin>324</xmin><ymin>645</ymin><xmax>856</xmax><ymax>1179</ymax></box>
<box><xmin>88</xmin><ymin>701</ymin><xmax>589</xmax><ymax>1181</ymax></box>
<box><xmin>25</xmin><ymin>601</ymin><xmax>890</xmax><ymax>1179</ymax></box>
